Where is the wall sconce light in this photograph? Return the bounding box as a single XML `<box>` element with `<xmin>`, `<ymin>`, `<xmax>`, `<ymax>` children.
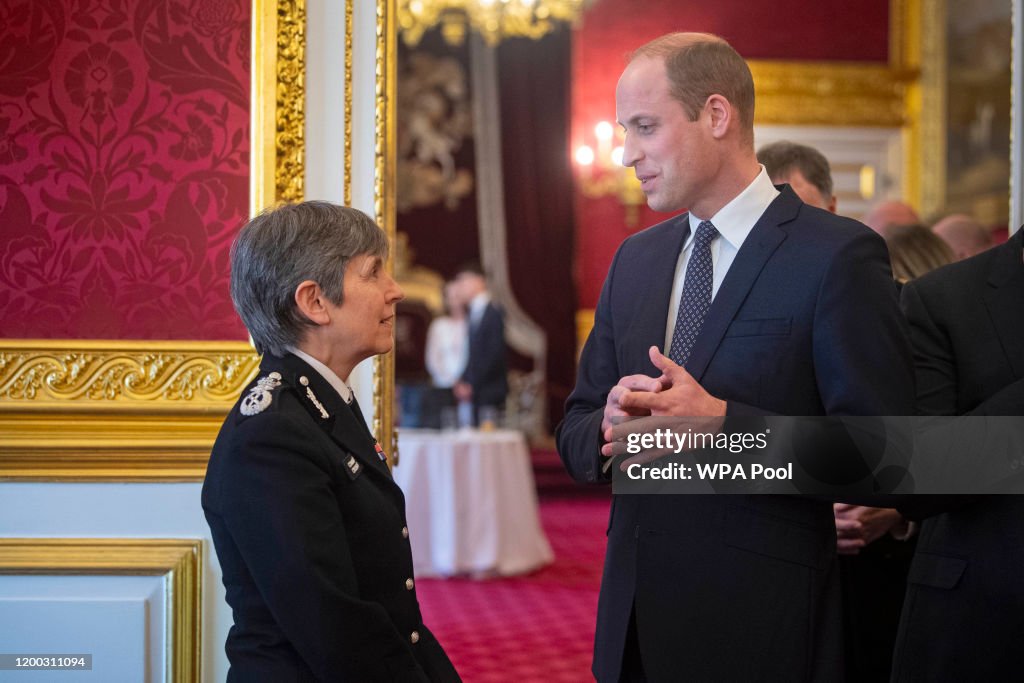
<box><xmin>574</xmin><ymin>121</ymin><xmax>646</xmax><ymax>227</ymax></box>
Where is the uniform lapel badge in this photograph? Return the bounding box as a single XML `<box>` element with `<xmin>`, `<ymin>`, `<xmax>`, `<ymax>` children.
<box><xmin>374</xmin><ymin>442</ymin><xmax>388</xmax><ymax>463</ymax></box>
<box><xmin>240</xmin><ymin>372</ymin><xmax>282</xmax><ymax>416</ymax></box>
<box><xmin>344</xmin><ymin>454</ymin><xmax>362</xmax><ymax>479</ymax></box>
<box><xmin>299</xmin><ymin>376</ymin><xmax>329</xmax><ymax>419</ymax></box>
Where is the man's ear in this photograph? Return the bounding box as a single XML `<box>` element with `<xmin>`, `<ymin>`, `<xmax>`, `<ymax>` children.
<box><xmin>294</xmin><ymin>280</ymin><xmax>330</xmax><ymax>325</ymax></box>
<box><xmin>704</xmin><ymin>94</ymin><xmax>731</xmax><ymax>139</ymax></box>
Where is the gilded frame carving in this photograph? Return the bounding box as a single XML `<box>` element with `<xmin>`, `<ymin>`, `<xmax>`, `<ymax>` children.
<box><xmin>0</xmin><ymin>538</ymin><xmax>202</xmax><ymax>682</ymax></box>
<box><xmin>375</xmin><ymin>0</ymin><xmax>399</xmax><ymax>464</ymax></box>
<box><xmin>0</xmin><ymin>0</ymin><xmax>306</xmax><ymax>481</ymax></box>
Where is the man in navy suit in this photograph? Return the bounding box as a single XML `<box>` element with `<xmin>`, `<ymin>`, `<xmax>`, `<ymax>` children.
<box><xmin>892</xmin><ymin>228</ymin><xmax>1024</xmax><ymax>681</ymax></box>
<box><xmin>556</xmin><ymin>33</ymin><xmax>914</xmax><ymax>681</ymax></box>
<box><xmin>453</xmin><ymin>263</ymin><xmax>508</xmax><ymax>424</ymax></box>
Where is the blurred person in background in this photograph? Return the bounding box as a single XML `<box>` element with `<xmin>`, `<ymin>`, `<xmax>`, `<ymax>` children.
<box><xmin>757</xmin><ymin>140</ymin><xmax>836</xmax><ymax>212</ymax></box>
<box><xmin>424</xmin><ymin>279</ymin><xmax>469</xmax><ymax>427</ymax></box>
<box><xmin>894</xmin><ymin>226</ymin><xmax>1024</xmax><ymax>681</ymax></box>
<box><xmin>882</xmin><ymin>223</ymin><xmax>956</xmax><ymax>286</ymax></box>
<box><xmin>452</xmin><ymin>262</ymin><xmax>508</xmax><ymax>426</ymax></box>
<box><xmin>931</xmin><ymin>213</ymin><xmax>993</xmax><ymax>261</ymax></box>
<box><xmin>863</xmin><ymin>200</ymin><xmax>920</xmax><ymax>234</ymax></box>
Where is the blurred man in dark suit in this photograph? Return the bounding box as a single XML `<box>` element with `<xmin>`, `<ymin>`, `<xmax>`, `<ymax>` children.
<box><xmin>893</xmin><ymin>227</ymin><xmax>1024</xmax><ymax>681</ymax></box>
<box><xmin>453</xmin><ymin>262</ymin><xmax>508</xmax><ymax>425</ymax></box>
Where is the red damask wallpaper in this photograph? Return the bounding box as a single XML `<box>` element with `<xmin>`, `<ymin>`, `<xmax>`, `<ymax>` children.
<box><xmin>0</xmin><ymin>0</ymin><xmax>251</xmax><ymax>340</ymax></box>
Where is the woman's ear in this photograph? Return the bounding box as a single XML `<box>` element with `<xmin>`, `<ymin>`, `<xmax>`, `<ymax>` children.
<box><xmin>294</xmin><ymin>280</ymin><xmax>330</xmax><ymax>325</ymax></box>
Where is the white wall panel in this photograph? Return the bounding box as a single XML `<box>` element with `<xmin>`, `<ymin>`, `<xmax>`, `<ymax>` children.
<box><xmin>0</xmin><ymin>483</ymin><xmax>223</xmax><ymax>681</ymax></box>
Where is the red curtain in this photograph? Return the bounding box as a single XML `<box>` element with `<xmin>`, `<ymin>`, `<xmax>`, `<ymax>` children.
<box><xmin>497</xmin><ymin>29</ymin><xmax>577</xmax><ymax>429</ymax></box>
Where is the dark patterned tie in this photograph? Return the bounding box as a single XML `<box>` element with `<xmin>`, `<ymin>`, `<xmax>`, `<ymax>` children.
<box><xmin>668</xmin><ymin>220</ymin><xmax>719</xmax><ymax>366</ymax></box>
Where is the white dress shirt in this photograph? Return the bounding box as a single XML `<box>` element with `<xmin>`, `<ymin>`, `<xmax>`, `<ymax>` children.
<box><xmin>663</xmin><ymin>166</ymin><xmax>780</xmax><ymax>352</ymax></box>
<box><xmin>286</xmin><ymin>346</ymin><xmax>354</xmax><ymax>403</ymax></box>
<box><xmin>467</xmin><ymin>291</ymin><xmax>491</xmax><ymax>329</ymax></box>
<box><xmin>424</xmin><ymin>316</ymin><xmax>468</xmax><ymax>388</ymax></box>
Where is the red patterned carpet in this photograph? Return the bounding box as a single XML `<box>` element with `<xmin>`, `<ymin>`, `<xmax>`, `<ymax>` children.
<box><xmin>416</xmin><ymin>497</ymin><xmax>611</xmax><ymax>682</ymax></box>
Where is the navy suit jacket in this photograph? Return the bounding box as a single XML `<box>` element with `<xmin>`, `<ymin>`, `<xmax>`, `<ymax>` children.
<box><xmin>893</xmin><ymin>229</ymin><xmax>1024</xmax><ymax>682</ymax></box>
<box><xmin>461</xmin><ymin>300</ymin><xmax>508</xmax><ymax>411</ymax></box>
<box><xmin>557</xmin><ymin>187</ymin><xmax>915</xmax><ymax>681</ymax></box>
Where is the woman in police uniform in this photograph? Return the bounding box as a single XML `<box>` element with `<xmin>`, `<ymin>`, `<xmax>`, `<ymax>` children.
<box><xmin>203</xmin><ymin>201</ymin><xmax>460</xmax><ymax>682</ymax></box>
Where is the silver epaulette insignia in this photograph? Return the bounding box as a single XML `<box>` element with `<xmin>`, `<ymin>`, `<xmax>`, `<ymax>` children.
<box><xmin>300</xmin><ymin>376</ymin><xmax>330</xmax><ymax>419</ymax></box>
<box><xmin>240</xmin><ymin>372</ymin><xmax>282</xmax><ymax>416</ymax></box>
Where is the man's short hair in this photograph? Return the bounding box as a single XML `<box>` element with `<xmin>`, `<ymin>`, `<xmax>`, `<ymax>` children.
<box><xmin>630</xmin><ymin>33</ymin><xmax>755</xmax><ymax>144</ymax></box>
<box><xmin>454</xmin><ymin>260</ymin><xmax>485</xmax><ymax>279</ymax></box>
<box><xmin>230</xmin><ymin>201</ymin><xmax>389</xmax><ymax>357</ymax></box>
<box><xmin>757</xmin><ymin>141</ymin><xmax>834</xmax><ymax>200</ymax></box>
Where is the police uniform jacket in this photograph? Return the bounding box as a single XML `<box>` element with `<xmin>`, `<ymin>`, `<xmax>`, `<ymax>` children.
<box><xmin>203</xmin><ymin>352</ymin><xmax>460</xmax><ymax>682</ymax></box>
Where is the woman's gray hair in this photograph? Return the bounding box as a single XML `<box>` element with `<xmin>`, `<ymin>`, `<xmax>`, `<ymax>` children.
<box><xmin>230</xmin><ymin>201</ymin><xmax>389</xmax><ymax>356</ymax></box>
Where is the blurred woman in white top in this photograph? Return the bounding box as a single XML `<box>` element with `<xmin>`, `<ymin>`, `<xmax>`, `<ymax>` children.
<box><xmin>425</xmin><ymin>280</ymin><xmax>467</xmax><ymax>390</ymax></box>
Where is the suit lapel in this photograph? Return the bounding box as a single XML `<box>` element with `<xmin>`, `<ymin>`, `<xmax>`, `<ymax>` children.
<box><xmin>626</xmin><ymin>215</ymin><xmax>690</xmax><ymax>368</ymax></box>
<box><xmin>984</xmin><ymin>230</ymin><xmax>1024</xmax><ymax>379</ymax></box>
<box><xmin>687</xmin><ymin>192</ymin><xmax>797</xmax><ymax>382</ymax></box>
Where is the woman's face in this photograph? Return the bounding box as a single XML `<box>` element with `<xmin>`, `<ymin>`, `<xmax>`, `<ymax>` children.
<box><xmin>324</xmin><ymin>253</ymin><xmax>404</xmax><ymax>364</ymax></box>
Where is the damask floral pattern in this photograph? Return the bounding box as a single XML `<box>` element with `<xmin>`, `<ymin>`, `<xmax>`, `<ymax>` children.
<box><xmin>0</xmin><ymin>0</ymin><xmax>250</xmax><ymax>340</ymax></box>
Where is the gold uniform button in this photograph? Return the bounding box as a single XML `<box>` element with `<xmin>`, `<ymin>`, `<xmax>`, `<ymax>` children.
<box><xmin>410</xmin><ymin>630</ymin><xmax>420</xmax><ymax>644</ymax></box>
<box><xmin>405</xmin><ymin>578</ymin><xmax>414</xmax><ymax>590</ymax></box>
<box><xmin>401</xmin><ymin>526</ymin><xmax>409</xmax><ymax>539</ymax></box>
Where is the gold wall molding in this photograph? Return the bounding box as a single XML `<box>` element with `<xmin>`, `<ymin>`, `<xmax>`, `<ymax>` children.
<box><xmin>906</xmin><ymin>0</ymin><xmax>945</xmax><ymax>217</ymax></box>
<box><xmin>0</xmin><ymin>341</ymin><xmax>259</xmax><ymax>481</ymax></box>
<box><xmin>575</xmin><ymin>308</ymin><xmax>595</xmax><ymax>360</ymax></box>
<box><xmin>251</xmin><ymin>0</ymin><xmax>306</xmax><ymax>211</ymax></box>
<box><xmin>0</xmin><ymin>538</ymin><xmax>202</xmax><ymax>683</ymax></box>
<box><xmin>275</xmin><ymin>0</ymin><xmax>307</xmax><ymax>203</ymax></box>
<box><xmin>0</xmin><ymin>341</ymin><xmax>259</xmax><ymax>406</ymax></box>
<box><xmin>375</xmin><ymin>0</ymin><xmax>399</xmax><ymax>466</ymax></box>
<box><xmin>344</xmin><ymin>0</ymin><xmax>354</xmax><ymax>206</ymax></box>
<box><xmin>890</xmin><ymin>0</ymin><xmax>939</xmax><ymax>216</ymax></box>
<box><xmin>1</xmin><ymin>2</ymin><xmax>302</xmax><ymax>481</ymax></box>
<box><xmin>749</xmin><ymin>60</ymin><xmax>916</xmax><ymax>128</ymax></box>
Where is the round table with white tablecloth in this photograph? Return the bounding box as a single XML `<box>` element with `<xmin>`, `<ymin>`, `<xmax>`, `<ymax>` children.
<box><xmin>393</xmin><ymin>429</ymin><xmax>554</xmax><ymax>578</ymax></box>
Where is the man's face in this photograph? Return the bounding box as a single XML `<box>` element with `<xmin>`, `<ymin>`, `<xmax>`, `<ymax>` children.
<box><xmin>454</xmin><ymin>272</ymin><xmax>484</xmax><ymax>301</ymax></box>
<box><xmin>325</xmin><ymin>253</ymin><xmax>404</xmax><ymax>362</ymax></box>
<box><xmin>777</xmin><ymin>170</ymin><xmax>835</xmax><ymax>213</ymax></box>
<box><xmin>616</xmin><ymin>56</ymin><xmax>714</xmax><ymax>215</ymax></box>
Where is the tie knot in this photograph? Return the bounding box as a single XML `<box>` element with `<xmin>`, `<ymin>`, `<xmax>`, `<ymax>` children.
<box><xmin>695</xmin><ymin>220</ymin><xmax>718</xmax><ymax>247</ymax></box>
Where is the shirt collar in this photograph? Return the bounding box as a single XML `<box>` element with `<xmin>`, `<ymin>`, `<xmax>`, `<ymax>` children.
<box><xmin>286</xmin><ymin>346</ymin><xmax>353</xmax><ymax>403</ymax></box>
<box><xmin>468</xmin><ymin>291</ymin><xmax>490</xmax><ymax>321</ymax></box>
<box><xmin>687</xmin><ymin>165</ymin><xmax>780</xmax><ymax>250</ymax></box>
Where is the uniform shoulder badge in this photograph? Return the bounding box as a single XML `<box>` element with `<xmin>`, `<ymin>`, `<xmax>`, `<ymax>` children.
<box><xmin>240</xmin><ymin>372</ymin><xmax>282</xmax><ymax>416</ymax></box>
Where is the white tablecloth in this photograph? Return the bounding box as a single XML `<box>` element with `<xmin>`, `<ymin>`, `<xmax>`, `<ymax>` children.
<box><xmin>394</xmin><ymin>429</ymin><xmax>554</xmax><ymax>578</ymax></box>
